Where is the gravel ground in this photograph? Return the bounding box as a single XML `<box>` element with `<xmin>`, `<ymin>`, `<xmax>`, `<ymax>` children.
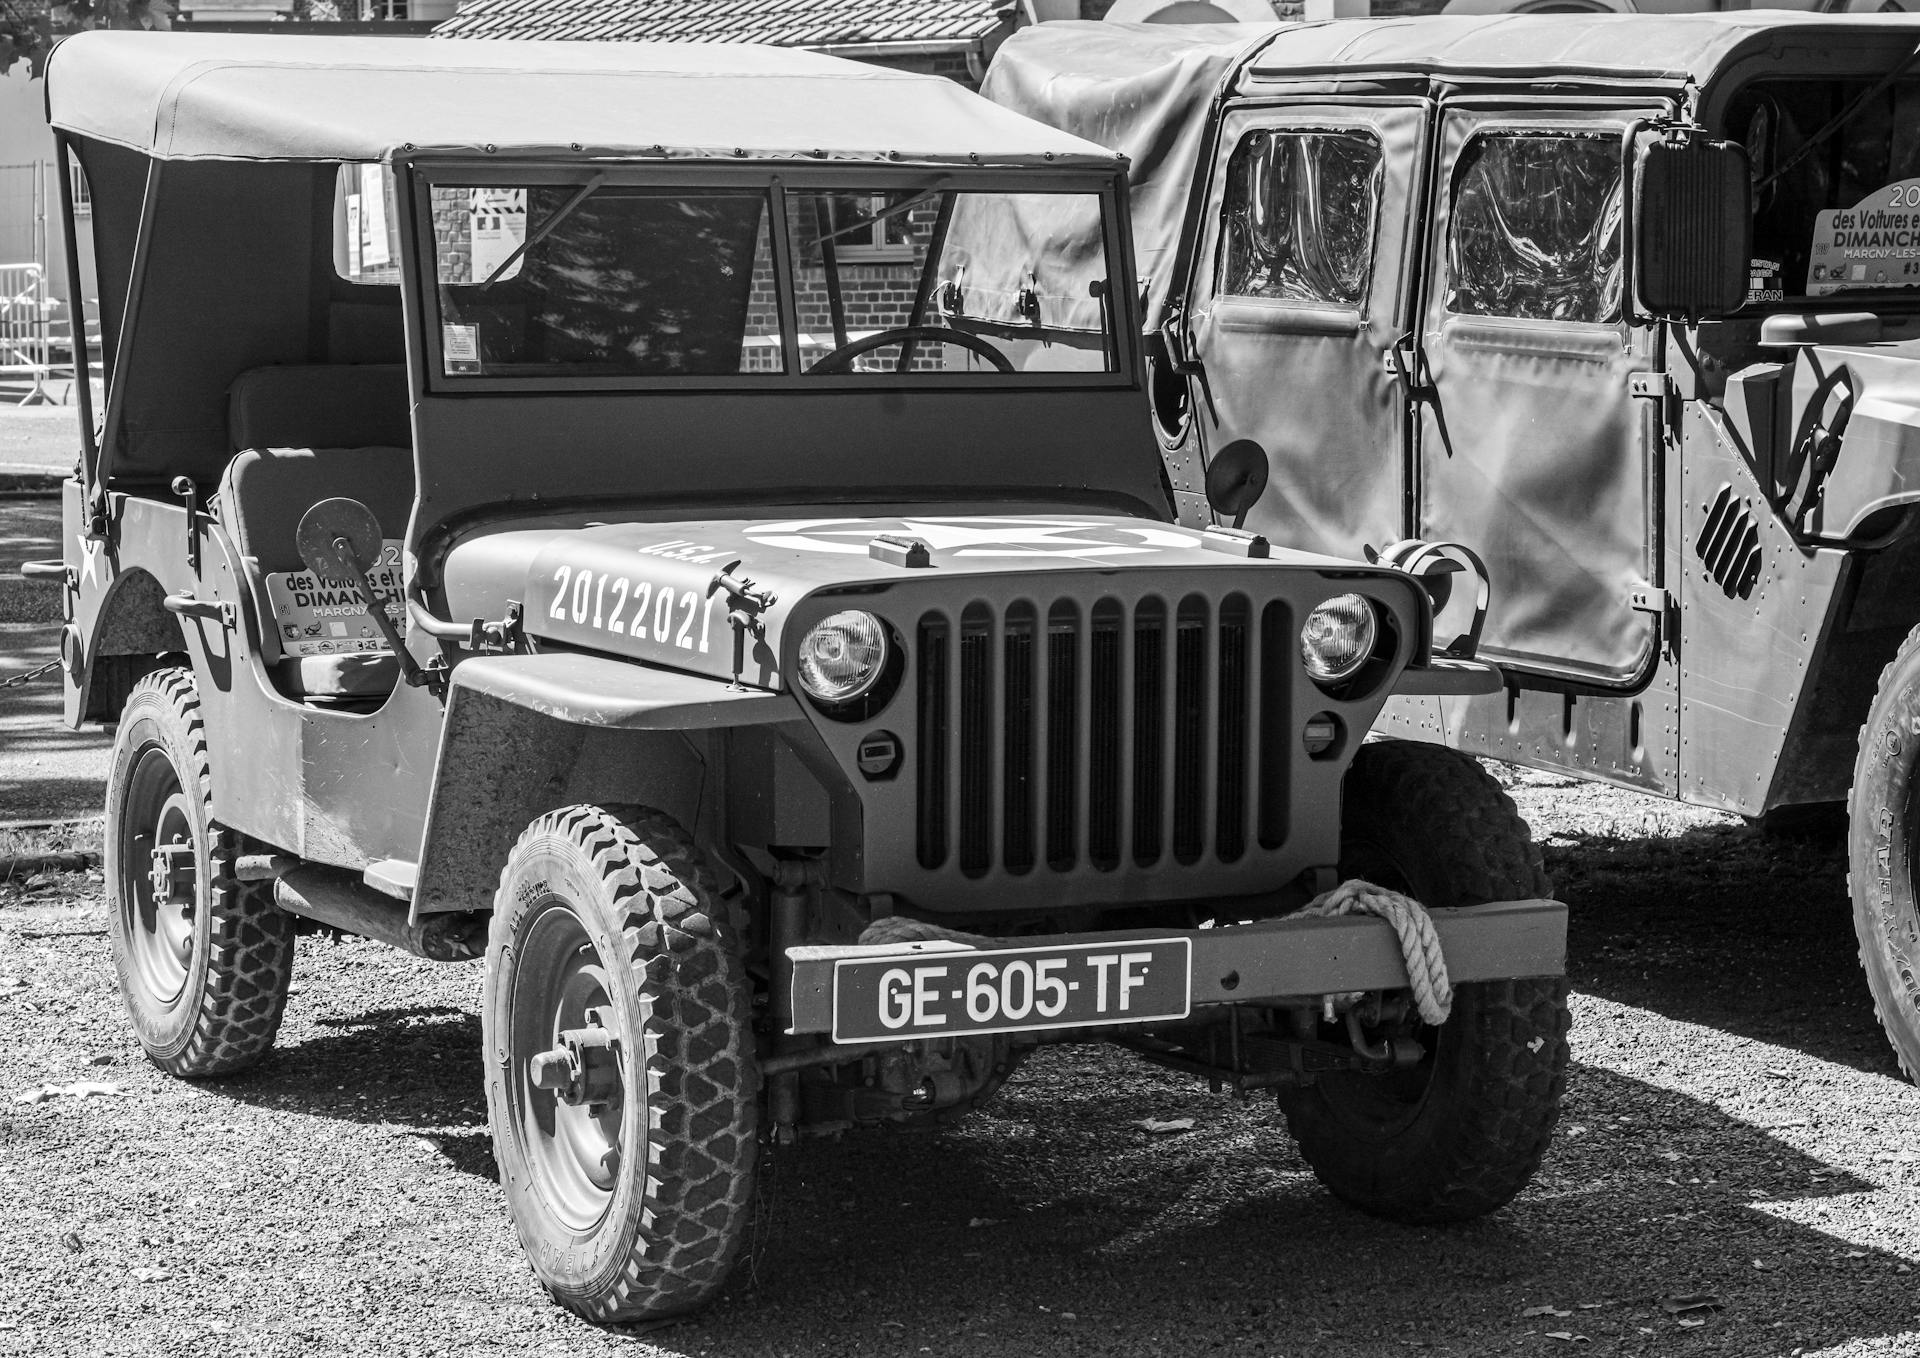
<box><xmin>3</xmin><ymin>772</ymin><xmax>1919</xmax><ymax>1357</ymax></box>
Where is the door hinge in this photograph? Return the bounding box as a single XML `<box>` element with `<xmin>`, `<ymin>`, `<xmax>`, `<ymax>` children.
<box><xmin>1628</xmin><ymin>370</ymin><xmax>1675</xmax><ymax>400</ymax></box>
<box><xmin>1629</xmin><ymin>586</ymin><xmax>1673</xmax><ymax>615</ymax></box>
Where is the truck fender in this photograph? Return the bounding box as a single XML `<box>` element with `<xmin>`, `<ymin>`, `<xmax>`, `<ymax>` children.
<box><xmin>410</xmin><ymin>652</ymin><xmax>804</xmax><ymax>920</ymax></box>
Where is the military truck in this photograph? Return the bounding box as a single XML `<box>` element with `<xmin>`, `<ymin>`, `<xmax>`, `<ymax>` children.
<box><xmin>24</xmin><ymin>31</ymin><xmax>1569</xmax><ymax>1321</ymax></box>
<box><xmin>982</xmin><ymin>12</ymin><xmax>1920</xmax><ymax>1079</ymax></box>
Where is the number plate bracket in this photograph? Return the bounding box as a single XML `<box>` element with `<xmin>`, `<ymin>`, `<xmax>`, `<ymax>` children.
<box><xmin>786</xmin><ymin>898</ymin><xmax>1567</xmax><ymax>1041</ymax></box>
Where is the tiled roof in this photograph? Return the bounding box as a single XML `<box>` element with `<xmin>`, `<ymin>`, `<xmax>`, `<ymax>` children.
<box><xmin>434</xmin><ymin>0</ymin><xmax>1007</xmax><ymax>49</ymax></box>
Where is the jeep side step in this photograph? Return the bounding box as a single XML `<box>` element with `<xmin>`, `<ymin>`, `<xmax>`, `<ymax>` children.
<box><xmin>272</xmin><ymin>865</ymin><xmax>485</xmax><ymax>962</ymax></box>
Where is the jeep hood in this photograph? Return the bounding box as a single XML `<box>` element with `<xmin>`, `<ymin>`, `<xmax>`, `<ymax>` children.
<box><xmin>437</xmin><ymin>512</ymin><xmax>1386</xmax><ymax>690</ymax></box>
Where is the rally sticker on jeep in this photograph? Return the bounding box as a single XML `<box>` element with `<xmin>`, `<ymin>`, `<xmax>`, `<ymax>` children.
<box><xmin>264</xmin><ymin>539</ymin><xmax>403</xmax><ymax>657</ymax></box>
<box><xmin>743</xmin><ymin>516</ymin><xmax>1194</xmax><ymax>560</ymax></box>
<box><xmin>1809</xmin><ymin>177</ymin><xmax>1920</xmax><ymax>296</ymax></box>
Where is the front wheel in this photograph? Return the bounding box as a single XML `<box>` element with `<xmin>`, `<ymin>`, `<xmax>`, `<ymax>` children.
<box><xmin>484</xmin><ymin>805</ymin><xmax>759</xmax><ymax>1322</ymax></box>
<box><xmin>1848</xmin><ymin>624</ymin><xmax>1920</xmax><ymax>1080</ymax></box>
<box><xmin>1277</xmin><ymin>741</ymin><xmax>1569</xmax><ymax>1224</ymax></box>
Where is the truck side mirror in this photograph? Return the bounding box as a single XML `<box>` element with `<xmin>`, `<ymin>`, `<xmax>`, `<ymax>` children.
<box><xmin>1633</xmin><ymin>134</ymin><xmax>1752</xmax><ymax>323</ymax></box>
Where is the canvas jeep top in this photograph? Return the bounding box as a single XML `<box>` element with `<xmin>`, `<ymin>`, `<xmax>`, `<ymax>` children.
<box><xmin>29</xmin><ymin>31</ymin><xmax>1569</xmax><ymax>1323</ymax></box>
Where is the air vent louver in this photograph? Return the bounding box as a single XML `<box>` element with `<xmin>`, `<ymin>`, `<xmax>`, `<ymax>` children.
<box><xmin>1695</xmin><ymin>484</ymin><xmax>1762</xmax><ymax>600</ymax></box>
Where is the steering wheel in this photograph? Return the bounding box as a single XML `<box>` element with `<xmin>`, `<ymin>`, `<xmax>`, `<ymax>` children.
<box><xmin>805</xmin><ymin>325</ymin><xmax>1015</xmax><ymax>375</ymax></box>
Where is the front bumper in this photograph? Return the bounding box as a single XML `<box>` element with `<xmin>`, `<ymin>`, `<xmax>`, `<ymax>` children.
<box><xmin>784</xmin><ymin>898</ymin><xmax>1565</xmax><ymax>1038</ymax></box>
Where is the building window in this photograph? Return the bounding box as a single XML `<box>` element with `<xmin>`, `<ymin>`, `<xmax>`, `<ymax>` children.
<box><xmin>831</xmin><ymin>194</ymin><xmax>915</xmax><ymax>262</ymax></box>
<box><xmin>69</xmin><ymin>161</ymin><xmax>91</xmax><ymax>218</ymax></box>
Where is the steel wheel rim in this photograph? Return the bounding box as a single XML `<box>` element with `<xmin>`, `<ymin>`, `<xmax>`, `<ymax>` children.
<box><xmin>120</xmin><ymin>745</ymin><xmax>197</xmax><ymax>1009</ymax></box>
<box><xmin>509</xmin><ymin>900</ymin><xmax>626</xmax><ymax>1234</ymax></box>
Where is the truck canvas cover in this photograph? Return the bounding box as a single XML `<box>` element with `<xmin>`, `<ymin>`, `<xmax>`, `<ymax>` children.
<box><xmin>977</xmin><ymin>22</ymin><xmax>1283</xmax><ymax>330</ymax></box>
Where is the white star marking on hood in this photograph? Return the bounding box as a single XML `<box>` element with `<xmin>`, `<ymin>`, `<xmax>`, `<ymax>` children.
<box><xmin>743</xmin><ymin>517</ymin><xmax>1195</xmax><ymax>561</ymax></box>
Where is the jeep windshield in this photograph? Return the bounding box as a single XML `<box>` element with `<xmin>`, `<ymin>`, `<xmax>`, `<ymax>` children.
<box><xmin>411</xmin><ymin>168</ymin><xmax>1122</xmax><ymax>386</ymax></box>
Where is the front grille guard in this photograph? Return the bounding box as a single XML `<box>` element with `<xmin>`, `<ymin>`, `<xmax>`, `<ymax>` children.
<box><xmin>915</xmin><ymin>593</ymin><xmax>1287</xmax><ymax>878</ymax></box>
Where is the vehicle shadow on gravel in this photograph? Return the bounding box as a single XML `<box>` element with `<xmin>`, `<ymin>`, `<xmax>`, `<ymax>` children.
<box><xmin>687</xmin><ymin>1049</ymin><xmax>1916</xmax><ymax>1355</ymax></box>
<box><xmin>1546</xmin><ymin>818</ymin><xmax>1904</xmax><ymax>1079</ymax></box>
<box><xmin>200</xmin><ymin>1004</ymin><xmax>502</xmax><ymax>1182</ymax></box>
<box><xmin>194</xmin><ymin>993</ymin><xmax>1920</xmax><ymax>1355</ymax></box>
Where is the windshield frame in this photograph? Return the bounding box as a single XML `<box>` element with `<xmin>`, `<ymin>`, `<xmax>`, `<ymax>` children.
<box><xmin>401</xmin><ymin>158</ymin><xmax>1137</xmax><ymax>395</ymax></box>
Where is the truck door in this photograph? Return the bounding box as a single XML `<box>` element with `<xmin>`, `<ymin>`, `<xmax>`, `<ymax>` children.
<box><xmin>1415</xmin><ymin>105</ymin><xmax>1665</xmax><ymax>688</ymax></box>
<box><xmin>1186</xmin><ymin>102</ymin><xmax>1428</xmax><ymax>560</ymax></box>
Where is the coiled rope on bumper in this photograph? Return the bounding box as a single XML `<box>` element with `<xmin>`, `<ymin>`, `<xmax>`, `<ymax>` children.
<box><xmin>1291</xmin><ymin>879</ymin><xmax>1452</xmax><ymax>1026</ymax></box>
<box><xmin>859</xmin><ymin>878</ymin><xmax>1452</xmax><ymax>1027</ymax></box>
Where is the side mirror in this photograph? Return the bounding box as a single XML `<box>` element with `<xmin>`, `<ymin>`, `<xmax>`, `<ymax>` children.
<box><xmin>1633</xmin><ymin>133</ymin><xmax>1752</xmax><ymax>323</ymax></box>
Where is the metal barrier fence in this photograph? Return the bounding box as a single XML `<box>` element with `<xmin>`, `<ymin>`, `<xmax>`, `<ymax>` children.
<box><xmin>0</xmin><ymin>160</ymin><xmax>92</xmax><ymax>406</ymax></box>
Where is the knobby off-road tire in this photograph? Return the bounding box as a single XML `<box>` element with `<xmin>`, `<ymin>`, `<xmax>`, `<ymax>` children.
<box><xmin>1847</xmin><ymin>624</ymin><xmax>1920</xmax><ymax>1080</ymax></box>
<box><xmin>484</xmin><ymin>805</ymin><xmax>759</xmax><ymax>1322</ymax></box>
<box><xmin>1277</xmin><ymin>740</ymin><xmax>1570</xmax><ymax>1224</ymax></box>
<box><xmin>105</xmin><ymin>668</ymin><xmax>295</xmax><ymax>1077</ymax></box>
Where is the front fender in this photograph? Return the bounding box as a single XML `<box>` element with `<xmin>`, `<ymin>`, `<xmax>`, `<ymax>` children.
<box><xmin>411</xmin><ymin>652</ymin><xmax>802</xmax><ymax>919</ymax></box>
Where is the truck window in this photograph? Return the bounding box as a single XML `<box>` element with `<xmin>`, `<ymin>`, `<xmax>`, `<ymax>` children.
<box><xmin>1446</xmin><ymin>132</ymin><xmax>1623</xmax><ymax>325</ymax></box>
<box><xmin>1218</xmin><ymin>129</ymin><xmax>1381</xmax><ymax>308</ymax></box>
<box><xmin>1728</xmin><ymin>77</ymin><xmax>1920</xmax><ymax>303</ymax></box>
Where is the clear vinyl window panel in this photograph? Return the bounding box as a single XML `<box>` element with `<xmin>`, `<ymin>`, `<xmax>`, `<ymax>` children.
<box><xmin>1447</xmin><ymin>132</ymin><xmax>1625</xmax><ymax>325</ymax></box>
<box><xmin>1218</xmin><ymin>129</ymin><xmax>1383</xmax><ymax>308</ymax></box>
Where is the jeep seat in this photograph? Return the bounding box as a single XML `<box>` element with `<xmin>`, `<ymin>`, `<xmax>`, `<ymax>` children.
<box><xmin>216</xmin><ymin>364</ymin><xmax>413</xmax><ymax>700</ymax></box>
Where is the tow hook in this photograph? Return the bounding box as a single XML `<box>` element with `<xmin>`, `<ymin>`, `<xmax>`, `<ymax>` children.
<box><xmin>528</xmin><ymin>1007</ymin><xmax>621</xmax><ymax>1109</ymax></box>
<box><xmin>1344</xmin><ymin>1008</ymin><xmax>1424</xmax><ymax>1069</ymax></box>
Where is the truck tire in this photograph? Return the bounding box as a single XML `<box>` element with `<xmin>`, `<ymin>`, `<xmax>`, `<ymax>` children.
<box><xmin>1277</xmin><ymin>740</ymin><xmax>1569</xmax><ymax>1224</ymax></box>
<box><xmin>105</xmin><ymin>668</ymin><xmax>295</xmax><ymax>1077</ymax></box>
<box><xmin>1848</xmin><ymin>624</ymin><xmax>1920</xmax><ymax>1080</ymax></box>
<box><xmin>484</xmin><ymin>805</ymin><xmax>759</xmax><ymax>1322</ymax></box>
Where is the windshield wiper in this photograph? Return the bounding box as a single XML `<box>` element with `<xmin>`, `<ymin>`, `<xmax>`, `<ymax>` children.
<box><xmin>477</xmin><ymin>171</ymin><xmax>608</xmax><ymax>287</ymax></box>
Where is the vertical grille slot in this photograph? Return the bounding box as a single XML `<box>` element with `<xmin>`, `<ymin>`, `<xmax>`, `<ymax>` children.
<box><xmin>958</xmin><ymin>604</ymin><xmax>993</xmax><ymax>876</ymax></box>
<box><xmin>1127</xmin><ymin>598</ymin><xmax>1164</xmax><ymax>867</ymax></box>
<box><xmin>914</xmin><ymin>590</ymin><xmax>1280</xmax><ymax>878</ymax></box>
<box><xmin>1045</xmin><ymin>601</ymin><xmax>1079</xmax><ymax>870</ymax></box>
<box><xmin>1089</xmin><ymin>598</ymin><xmax>1126</xmax><ymax>870</ymax></box>
<box><xmin>1257</xmin><ymin>600</ymin><xmax>1288</xmax><ymax>850</ymax></box>
<box><xmin>916</xmin><ymin>615</ymin><xmax>949</xmax><ymax>869</ymax></box>
<box><xmin>1002</xmin><ymin>602</ymin><xmax>1037</xmax><ymax>874</ymax></box>
<box><xmin>1216</xmin><ymin>594</ymin><xmax>1252</xmax><ymax>863</ymax></box>
<box><xmin>1173</xmin><ymin>595</ymin><xmax>1209</xmax><ymax>865</ymax></box>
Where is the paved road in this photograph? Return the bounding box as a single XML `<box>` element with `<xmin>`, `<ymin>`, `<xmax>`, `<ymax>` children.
<box><xmin>0</xmin><ymin>399</ymin><xmax>85</xmax><ymax>483</ymax></box>
<box><xmin>0</xmin><ymin>494</ymin><xmax>109</xmax><ymax>826</ymax></box>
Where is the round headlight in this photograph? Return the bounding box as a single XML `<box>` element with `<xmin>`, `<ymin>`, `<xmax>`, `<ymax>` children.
<box><xmin>1300</xmin><ymin>594</ymin><xmax>1378</xmax><ymax>685</ymax></box>
<box><xmin>797</xmin><ymin>611</ymin><xmax>889</xmax><ymax>705</ymax></box>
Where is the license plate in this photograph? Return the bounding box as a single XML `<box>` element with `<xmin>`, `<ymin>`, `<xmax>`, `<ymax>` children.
<box><xmin>831</xmin><ymin>938</ymin><xmax>1192</xmax><ymax>1043</ymax></box>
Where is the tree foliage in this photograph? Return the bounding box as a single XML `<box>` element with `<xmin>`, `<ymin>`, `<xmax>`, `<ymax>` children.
<box><xmin>1</xmin><ymin>0</ymin><xmax>174</xmax><ymax>80</ymax></box>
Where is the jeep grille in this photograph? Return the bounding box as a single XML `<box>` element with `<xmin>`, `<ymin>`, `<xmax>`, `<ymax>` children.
<box><xmin>915</xmin><ymin>594</ymin><xmax>1286</xmax><ymax>877</ymax></box>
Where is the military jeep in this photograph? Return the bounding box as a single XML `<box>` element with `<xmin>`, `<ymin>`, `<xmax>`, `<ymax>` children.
<box><xmin>989</xmin><ymin>12</ymin><xmax>1920</xmax><ymax>1081</ymax></box>
<box><xmin>28</xmin><ymin>31</ymin><xmax>1568</xmax><ymax>1321</ymax></box>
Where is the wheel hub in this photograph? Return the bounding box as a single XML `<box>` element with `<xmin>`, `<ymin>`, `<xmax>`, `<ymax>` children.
<box><xmin>528</xmin><ymin>1008</ymin><xmax>620</xmax><ymax>1110</ymax></box>
<box><xmin>147</xmin><ymin>841</ymin><xmax>195</xmax><ymax>905</ymax></box>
